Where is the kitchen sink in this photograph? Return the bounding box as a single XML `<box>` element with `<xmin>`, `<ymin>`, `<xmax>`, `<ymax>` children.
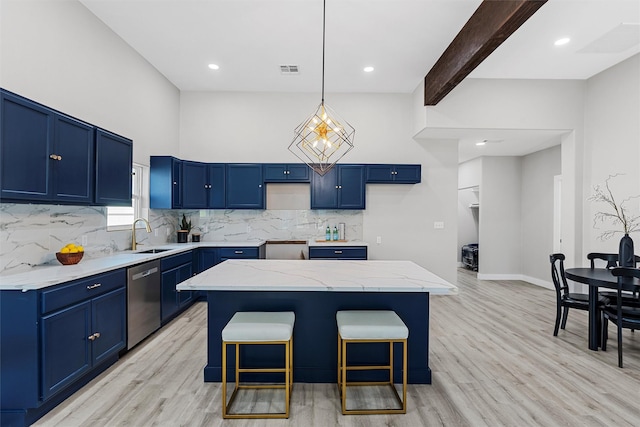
<box><xmin>135</xmin><ymin>249</ymin><xmax>171</xmax><ymax>254</ymax></box>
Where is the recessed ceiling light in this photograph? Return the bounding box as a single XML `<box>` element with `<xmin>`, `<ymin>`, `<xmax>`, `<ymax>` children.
<box><xmin>363</xmin><ymin>66</ymin><xmax>374</xmax><ymax>73</ymax></box>
<box><xmin>476</xmin><ymin>141</ymin><xmax>486</xmax><ymax>146</ymax></box>
<box><xmin>554</xmin><ymin>37</ymin><xmax>570</xmax><ymax>46</ymax></box>
<box><xmin>208</xmin><ymin>63</ymin><xmax>220</xmax><ymax>70</ymax></box>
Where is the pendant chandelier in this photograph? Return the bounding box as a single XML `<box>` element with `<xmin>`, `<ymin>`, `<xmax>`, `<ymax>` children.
<box><xmin>288</xmin><ymin>0</ymin><xmax>355</xmax><ymax>176</ymax></box>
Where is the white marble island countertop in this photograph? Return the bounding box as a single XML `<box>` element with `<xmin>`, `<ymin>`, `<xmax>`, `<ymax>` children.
<box><xmin>177</xmin><ymin>259</ymin><xmax>457</xmax><ymax>294</ymax></box>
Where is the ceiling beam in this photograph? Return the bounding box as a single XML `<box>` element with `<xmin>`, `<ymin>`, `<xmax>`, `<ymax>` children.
<box><xmin>424</xmin><ymin>0</ymin><xmax>547</xmax><ymax>106</ymax></box>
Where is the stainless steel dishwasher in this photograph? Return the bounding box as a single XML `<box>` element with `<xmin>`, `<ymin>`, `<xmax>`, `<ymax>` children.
<box><xmin>127</xmin><ymin>260</ymin><xmax>161</xmax><ymax>349</ymax></box>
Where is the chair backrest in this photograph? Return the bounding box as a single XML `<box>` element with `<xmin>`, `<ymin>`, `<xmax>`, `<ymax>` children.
<box><xmin>587</xmin><ymin>252</ymin><xmax>618</xmax><ymax>269</ymax></box>
<box><xmin>550</xmin><ymin>253</ymin><xmax>569</xmax><ymax>297</ymax></box>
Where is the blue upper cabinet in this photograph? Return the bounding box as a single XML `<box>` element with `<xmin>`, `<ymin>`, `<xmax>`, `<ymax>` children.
<box><xmin>365</xmin><ymin>164</ymin><xmax>421</xmax><ymax>183</ymax></box>
<box><xmin>1</xmin><ymin>90</ymin><xmax>94</xmax><ymax>204</ymax></box>
<box><xmin>311</xmin><ymin>164</ymin><xmax>365</xmax><ymax>209</ymax></box>
<box><xmin>0</xmin><ymin>89</ymin><xmax>132</xmax><ymax>206</ymax></box>
<box><xmin>94</xmin><ymin>129</ymin><xmax>132</xmax><ymax>206</ymax></box>
<box><xmin>182</xmin><ymin>161</ymin><xmax>225</xmax><ymax>209</ymax></box>
<box><xmin>226</xmin><ymin>164</ymin><xmax>264</xmax><ymax>209</ymax></box>
<box><xmin>150</xmin><ymin>156</ymin><xmax>182</xmax><ymax>209</ymax></box>
<box><xmin>263</xmin><ymin>163</ymin><xmax>310</xmax><ymax>182</ymax></box>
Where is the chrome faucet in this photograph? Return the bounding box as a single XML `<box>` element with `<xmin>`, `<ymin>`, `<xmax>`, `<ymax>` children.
<box><xmin>132</xmin><ymin>218</ymin><xmax>152</xmax><ymax>251</ymax></box>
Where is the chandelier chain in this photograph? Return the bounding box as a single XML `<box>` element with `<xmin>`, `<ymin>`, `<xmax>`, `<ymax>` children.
<box><xmin>321</xmin><ymin>0</ymin><xmax>326</xmax><ymax>103</ymax></box>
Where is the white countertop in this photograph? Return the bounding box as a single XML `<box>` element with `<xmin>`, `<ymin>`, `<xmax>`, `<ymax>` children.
<box><xmin>177</xmin><ymin>259</ymin><xmax>457</xmax><ymax>294</ymax></box>
<box><xmin>0</xmin><ymin>241</ymin><xmax>265</xmax><ymax>291</ymax></box>
<box><xmin>307</xmin><ymin>240</ymin><xmax>369</xmax><ymax>247</ymax></box>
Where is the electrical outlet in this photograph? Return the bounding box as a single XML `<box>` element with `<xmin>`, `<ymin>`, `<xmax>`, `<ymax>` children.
<box><xmin>166</xmin><ymin>228</ymin><xmax>171</xmax><ymax>236</ymax></box>
<box><xmin>246</xmin><ymin>225</ymin><xmax>252</xmax><ymax>233</ymax></box>
<box><xmin>434</xmin><ymin>221</ymin><xmax>445</xmax><ymax>229</ymax></box>
<box><xmin>204</xmin><ymin>225</ymin><xmax>208</xmax><ymax>233</ymax></box>
<box><xmin>154</xmin><ymin>229</ymin><xmax>158</xmax><ymax>237</ymax></box>
<box><xmin>376</xmin><ymin>236</ymin><xmax>382</xmax><ymax>244</ymax></box>
<box><xmin>81</xmin><ymin>235</ymin><xmax>88</xmax><ymax>246</ymax></box>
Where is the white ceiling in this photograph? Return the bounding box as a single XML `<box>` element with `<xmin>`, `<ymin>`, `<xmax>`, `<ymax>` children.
<box><xmin>80</xmin><ymin>0</ymin><xmax>640</xmax><ymax>161</ymax></box>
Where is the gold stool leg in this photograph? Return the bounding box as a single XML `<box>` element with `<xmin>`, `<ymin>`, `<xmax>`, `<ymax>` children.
<box><xmin>222</xmin><ymin>341</ymin><xmax>227</xmax><ymax>417</ymax></box>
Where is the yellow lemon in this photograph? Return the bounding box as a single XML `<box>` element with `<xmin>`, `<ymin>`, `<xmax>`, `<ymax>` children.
<box><xmin>65</xmin><ymin>243</ymin><xmax>76</xmax><ymax>249</ymax></box>
<box><xmin>69</xmin><ymin>248</ymin><xmax>79</xmax><ymax>254</ymax></box>
<box><xmin>60</xmin><ymin>247</ymin><xmax>70</xmax><ymax>254</ymax></box>
<box><xmin>77</xmin><ymin>245</ymin><xmax>84</xmax><ymax>252</ymax></box>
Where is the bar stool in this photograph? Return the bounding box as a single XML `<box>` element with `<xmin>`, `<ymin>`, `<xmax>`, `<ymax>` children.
<box><xmin>221</xmin><ymin>311</ymin><xmax>295</xmax><ymax>419</ymax></box>
<box><xmin>336</xmin><ymin>310</ymin><xmax>408</xmax><ymax>415</ymax></box>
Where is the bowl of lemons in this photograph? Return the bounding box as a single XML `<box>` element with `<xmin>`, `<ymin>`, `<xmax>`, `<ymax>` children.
<box><xmin>56</xmin><ymin>243</ymin><xmax>85</xmax><ymax>265</ymax></box>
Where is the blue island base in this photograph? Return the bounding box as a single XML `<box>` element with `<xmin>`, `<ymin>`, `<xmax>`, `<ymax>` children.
<box><xmin>203</xmin><ymin>290</ymin><xmax>432</xmax><ymax>384</ymax></box>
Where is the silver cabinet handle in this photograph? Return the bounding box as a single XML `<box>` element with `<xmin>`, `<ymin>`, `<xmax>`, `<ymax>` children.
<box><xmin>86</xmin><ymin>283</ymin><xmax>101</xmax><ymax>290</ymax></box>
<box><xmin>173</xmin><ymin>181</ymin><xmax>177</xmax><ymax>185</ymax></box>
<box><xmin>49</xmin><ymin>154</ymin><xmax>62</xmax><ymax>160</ymax></box>
<box><xmin>234</xmin><ymin>250</ymin><xmax>243</xmax><ymax>254</ymax></box>
<box><xmin>88</xmin><ymin>332</ymin><xmax>100</xmax><ymax>341</ymax></box>
<box><xmin>334</xmin><ymin>250</ymin><xmax>343</xmax><ymax>254</ymax></box>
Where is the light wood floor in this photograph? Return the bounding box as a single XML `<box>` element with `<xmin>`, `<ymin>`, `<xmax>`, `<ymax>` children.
<box><xmin>35</xmin><ymin>269</ymin><xmax>640</xmax><ymax>426</ymax></box>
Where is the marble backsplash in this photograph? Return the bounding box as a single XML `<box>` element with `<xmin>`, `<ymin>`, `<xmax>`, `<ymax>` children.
<box><xmin>0</xmin><ymin>203</ymin><xmax>362</xmax><ymax>275</ymax></box>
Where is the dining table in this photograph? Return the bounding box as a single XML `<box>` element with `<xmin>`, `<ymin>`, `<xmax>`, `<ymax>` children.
<box><xmin>565</xmin><ymin>267</ymin><xmax>640</xmax><ymax>351</ymax></box>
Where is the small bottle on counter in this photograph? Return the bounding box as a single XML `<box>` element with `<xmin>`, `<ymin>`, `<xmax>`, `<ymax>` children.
<box><xmin>325</xmin><ymin>226</ymin><xmax>331</xmax><ymax>241</ymax></box>
<box><xmin>332</xmin><ymin>226</ymin><xmax>339</xmax><ymax>241</ymax></box>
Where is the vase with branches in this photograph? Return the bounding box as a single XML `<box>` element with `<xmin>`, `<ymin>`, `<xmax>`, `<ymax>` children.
<box><xmin>589</xmin><ymin>174</ymin><xmax>640</xmax><ymax>266</ymax></box>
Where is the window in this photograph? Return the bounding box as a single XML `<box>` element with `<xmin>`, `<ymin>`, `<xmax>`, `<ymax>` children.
<box><xmin>107</xmin><ymin>163</ymin><xmax>147</xmax><ymax>231</ymax></box>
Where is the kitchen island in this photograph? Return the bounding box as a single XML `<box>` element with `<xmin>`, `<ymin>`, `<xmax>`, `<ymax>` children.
<box><xmin>177</xmin><ymin>259</ymin><xmax>457</xmax><ymax>384</ymax></box>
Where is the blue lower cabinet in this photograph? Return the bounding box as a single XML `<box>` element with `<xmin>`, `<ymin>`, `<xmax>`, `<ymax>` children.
<box><xmin>0</xmin><ymin>270</ymin><xmax>126</xmax><ymax>426</ymax></box>
<box><xmin>161</xmin><ymin>253</ymin><xmax>194</xmax><ymax>323</ymax></box>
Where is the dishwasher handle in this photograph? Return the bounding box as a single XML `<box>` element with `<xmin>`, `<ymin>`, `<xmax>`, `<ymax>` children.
<box><xmin>131</xmin><ymin>267</ymin><xmax>159</xmax><ymax>281</ymax></box>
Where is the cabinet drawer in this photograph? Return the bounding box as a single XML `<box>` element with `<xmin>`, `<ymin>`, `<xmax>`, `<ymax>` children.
<box><xmin>308</xmin><ymin>246</ymin><xmax>368</xmax><ymax>260</ymax></box>
<box><xmin>218</xmin><ymin>247</ymin><xmax>259</xmax><ymax>259</ymax></box>
<box><xmin>160</xmin><ymin>251</ymin><xmax>192</xmax><ymax>271</ymax></box>
<box><xmin>41</xmin><ymin>269</ymin><xmax>126</xmax><ymax>315</ymax></box>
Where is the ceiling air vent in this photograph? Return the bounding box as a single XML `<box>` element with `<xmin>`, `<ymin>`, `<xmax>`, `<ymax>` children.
<box><xmin>280</xmin><ymin>65</ymin><xmax>299</xmax><ymax>74</ymax></box>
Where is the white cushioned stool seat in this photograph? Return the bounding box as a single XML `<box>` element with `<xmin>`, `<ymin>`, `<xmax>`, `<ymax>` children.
<box><xmin>337</xmin><ymin>310</ymin><xmax>408</xmax><ymax>340</ymax></box>
<box><xmin>221</xmin><ymin>311</ymin><xmax>295</xmax><ymax>419</ymax></box>
<box><xmin>222</xmin><ymin>311</ymin><xmax>295</xmax><ymax>342</ymax></box>
<box><xmin>336</xmin><ymin>310</ymin><xmax>408</xmax><ymax>415</ymax></box>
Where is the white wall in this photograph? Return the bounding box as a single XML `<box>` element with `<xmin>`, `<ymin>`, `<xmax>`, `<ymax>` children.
<box><xmin>521</xmin><ymin>145</ymin><xmax>561</xmax><ymax>283</ymax></box>
<box><xmin>0</xmin><ymin>0</ymin><xmax>181</xmax><ymax>166</ymax></box>
<box><xmin>478</xmin><ymin>156</ymin><xmax>522</xmax><ymax>277</ymax></box>
<box><xmin>583</xmin><ymin>54</ymin><xmax>640</xmax><ymax>256</ymax></box>
<box><xmin>180</xmin><ymin>91</ymin><xmax>459</xmax><ymax>283</ymax></box>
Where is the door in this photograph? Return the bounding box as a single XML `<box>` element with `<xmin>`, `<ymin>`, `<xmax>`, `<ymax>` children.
<box><xmin>53</xmin><ymin>115</ymin><xmax>94</xmax><ymax>204</ymax></box>
<box><xmin>337</xmin><ymin>165</ymin><xmax>365</xmax><ymax>209</ymax></box>
<box><xmin>94</xmin><ymin>129</ymin><xmax>132</xmax><ymax>206</ymax></box>
<box><xmin>41</xmin><ymin>302</ymin><xmax>92</xmax><ymax>400</ymax></box>
<box><xmin>92</xmin><ymin>288</ymin><xmax>126</xmax><ymax>365</ymax></box>
<box><xmin>226</xmin><ymin>164</ymin><xmax>264</xmax><ymax>209</ymax></box>
<box><xmin>182</xmin><ymin>161</ymin><xmax>208</xmax><ymax>208</ymax></box>
<box><xmin>0</xmin><ymin>91</ymin><xmax>54</xmax><ymax>201</ymax></box>
<box><xmin>311</xmin><ymin>166</ymin><xmax>338</xmax><ymax>209</ymax></box>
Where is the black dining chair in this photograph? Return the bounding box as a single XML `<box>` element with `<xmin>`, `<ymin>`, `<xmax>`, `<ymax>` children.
<box><xmin>602</xmin><ymin>267</ymin><xmax>640</xmax><ymax>368</ymax></box>
<box><xmin>550</xmin><ymin>253</ymin><xmax>608</xmax><ymax>336</ymax></box>
<box><xmin>588</xmin><ymin>253</ymin><xmax>640</xmax><ymax>302</ymax></box>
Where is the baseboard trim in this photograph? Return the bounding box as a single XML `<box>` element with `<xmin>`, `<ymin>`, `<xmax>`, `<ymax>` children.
<box><xmin>476</xmin><ymin>273</ymin><xmax>554</xmax><ymax>290</ymax></box>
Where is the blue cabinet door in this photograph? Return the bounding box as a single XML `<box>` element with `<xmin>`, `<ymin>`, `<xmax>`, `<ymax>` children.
<box><xmin>226</xmin><ymin>164</ymin><xmax>264</xmax><ymax>209</ymax></box>
<box><xmin>1</xmin><ymin>90</ymin><xmax>54</xmax><ymax>202</ymax></box>
<box><xmin>53</xmin><ymin>114</ymin><xmax>94</xmax><ymax>204</ymax></box>
<box><xmin>177</xmin><ymin>263</ymin><xmax>194</xmax><ymax>306</ymax></box>
<box><xmin>366</xmin><ymin>164</ymin><xmax>421</xmax><ymax>183</ymax></box>
<box><xmin>161</xmin><ymin>268</ymin><xmax>180</xmax><ymax>321</ymax></box>
<box><xmin>263</xmin><ymin>163</ymin><xmax>310</xmax><ymax>182</ymax></box>
<box><xmin>92</xmin><ymin>288</ymin><xmax>126</xmax><ymax>366</ymax></box>
<box><xmin>337</xmin><ymin>165</ymin><xmax>365</xmax><ymax>209</ymax></box>
<box><xmin>208</xmin><ymin>164</ymin><xmax>226</xmax><ymax>208</ymax></box>
<box><xmin>393</xmin><ymin>165</ymin><xmax>421</xmax><ymax>183</ymax></box>
<box><xmin>198</xmin><ymin>248</ymin><xmax>219</xmax><ymax>272</ymax></box>
<box><xmin>311</xmin><ymin>165</ymin><xmax>364</xmax><ymax>209</ymax></box>
<box><xmin>311</xmin><ymin>166</ymin><xmax>339</xmax><ymax>208</ymax></box>
<box><xmin>41</xmin><ymin>301</ymin><xmax>92</xmax><ymax>401</ymax></box>
<box><xmin>150</xmin><ymin>156</ymin><xmax>184</xmax><ymax>209</ymax></box>
<box><xmin>94</xmin><ymin>129</ymin><xmax>132</xmax><ymax>206</ymax></box>
<box><xmin>182</xmin><ymin>161</ymin><xmax>208</xmax><ymax>208</ymax></box>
